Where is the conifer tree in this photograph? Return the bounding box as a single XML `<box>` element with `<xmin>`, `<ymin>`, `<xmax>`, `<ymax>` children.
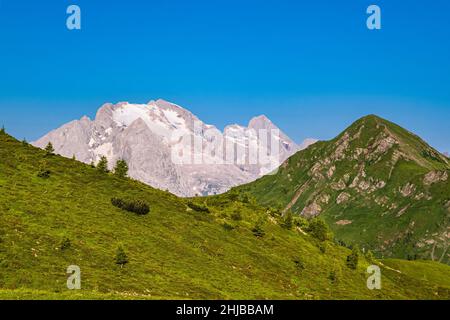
<box><xmin>281</xmin><ymin>210</ymin><xmax>293</xmax><ymax>230</ymax></box>
<box><xmin>307</xmin><ymin>218</ymin><xmax>332</xmax><ymax>242</ymax></box>
<box><xmin>115</xmin><ymin>246</ymin><xmax>129</xmax><ymax>268</ymax></box>
<box><xmin>96</xmin><ymin>156</ymin><xmax>109</xmax><ymax>173</ymax></box>
<box><xmin>45</xmin><ymin>142</ymin><xmax>55</xmax><ymax>154</ymax></box>
<box><xmin>113</xmin><ymin>159</ymin><xmax>129</xmax><ymax>178</ymax></box>
<box><xmin>346</xmin><ymin>245</ymin><xmax>360</xmax><ymax>270</ymax></box>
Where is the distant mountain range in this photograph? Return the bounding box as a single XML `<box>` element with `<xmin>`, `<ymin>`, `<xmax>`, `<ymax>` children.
<box><xmin>33</xmin><ymin>99</ymin><xmax>315</xmax><ymax>196</ymax></box>
<box><xmin>32</xmin><ymin>105</ymin><xmax>450</xmax><ymax>264</ymax></box>
<box><xmin>239</xmin><ymin>115</ymin><xmax>450</xmax><ymax>264</ymax></box>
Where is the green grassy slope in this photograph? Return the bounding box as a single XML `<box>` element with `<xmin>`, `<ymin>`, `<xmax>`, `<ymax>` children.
<box><xmin>238</xmin><ymin>115</ymin><xmax>450</xmax><ymax>264</ymax></box>
<box><xmin>0</xmin><ymin>130</ymin><xmax>449</xmax><ymax>300</ymax></box>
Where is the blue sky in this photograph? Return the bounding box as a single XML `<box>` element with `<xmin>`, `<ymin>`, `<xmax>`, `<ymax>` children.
<box><xmin>0</xmin><ymin>0</ymin><xmax>449</xmax><ymax>152</ymax></box>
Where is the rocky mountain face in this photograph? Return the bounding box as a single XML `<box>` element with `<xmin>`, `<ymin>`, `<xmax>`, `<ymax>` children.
<box><xmin>33</xmin><ymin>99</ymin><xmax>313</xmax><ymax>196</ymax></box>
<box><xmin>240</xmin><ymin>115</ymin><xmax>450</xmax><ymax>264</ymax></box>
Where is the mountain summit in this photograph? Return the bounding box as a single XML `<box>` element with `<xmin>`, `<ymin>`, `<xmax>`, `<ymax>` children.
<box><xmin>240</xmin><ymin>114</ymin><xmax>450</xmax><ymax>264</ymax></box>
<box><xmin>33</xmin><ymin>100</ymin><xmax>313</xmax><ymax>196</ymax></box>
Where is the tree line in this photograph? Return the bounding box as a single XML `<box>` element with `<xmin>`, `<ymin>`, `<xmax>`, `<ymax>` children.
<box><xmin>44</xmin><ymin>142</ymin><xmax>129</xmax><ymax>179</ymax></box>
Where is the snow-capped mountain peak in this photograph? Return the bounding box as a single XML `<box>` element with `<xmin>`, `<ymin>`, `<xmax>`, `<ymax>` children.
<box><xmin>33</xmin><ymin>100</ymin><xmax>311</xmax><ymax>196</ymax></box>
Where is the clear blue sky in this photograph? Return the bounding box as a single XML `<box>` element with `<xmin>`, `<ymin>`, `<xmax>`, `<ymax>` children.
<box><xmin>0</xmin><ymin>0</ymin><xmax>449</xmax><ymax>152</ymax></box>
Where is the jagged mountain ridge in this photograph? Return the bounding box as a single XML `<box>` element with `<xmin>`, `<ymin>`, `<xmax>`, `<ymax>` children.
<box><xmin>33</xmin><ymin>99</ymin><xmax>314</xmax><ymax>196</ymax></box>
<box><xmin>239</xmin><ymin>115</ymin><xmax>450</xmax><ymax>264</ymax></box>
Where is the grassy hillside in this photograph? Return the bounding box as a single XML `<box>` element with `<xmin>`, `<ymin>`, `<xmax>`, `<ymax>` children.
<box><xmin>0</xmin><ymin>130</ymin><xmax>449</xmax><ymax>300</ymax></box>
<box><xmin>239</xmin><ymin>115</ymin><xmax>450</xmax><ymax>264</ymax></box>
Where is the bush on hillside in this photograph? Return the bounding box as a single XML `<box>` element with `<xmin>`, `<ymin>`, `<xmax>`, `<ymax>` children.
<box><xmin>365</xmin><ymin>250</ymin><xmax>376</xmax><ymax>263</ymax></box>
<box><xmin>227</xmin><ymin>189</ymin><xmax>240</xmax><ymax>201</ymax></box>
<box><xmin>267</xmin><ymin>207</ymin><xmax>282</xmax><ymax>218</ymax></box>
<box><xmin>252</xmin><ymin>218</ymin><xmax>266</xmax><ymax>238</ymax></box>
<box><xmin>230</xmin><ymin>210</ymin><xmax>242</xmax><ymax>221</ymax></box>
<box><xmin>293</xmin><ymin>216</ymin><xmax>309</xmax><ymax>229</ymax></box>
<box><xmin>111</xmin><ymin>197</ymin><xmax>150</xmax><ymax>215</ymax></box>
<box><xmin>307</xmin><ymin>217</ymin><xmax>332</xmax><ymax>241</ymax></box>
<box><xmin>280</xmin><ymin>210</ymin><xmax>293</xmax><ymax>230</ymax></box>
<box><xmin>293</xmin><ymin>257</ymin><xmax>305</xmax><ymax>272</ymax></box>
<box><xmin>346</xmin><ymin>245</ymin><xmax>360</xmax><ymax>270</ymax></box>
<box><xmin>222</xmin><ymin>222</ymin><xmax>235</xmax><ymax>231</ymax></box>
<box><xmin>115</xmin><ymin>246</ymin><xmax>129</xmax><ymax>267</ymax></box>
<box><xmin>187</xmin><ymin>201</ymin><xmax>210</xmax><ymax>213</ymax></box>
<box><xmin>238</xmin><ymin>192</ymin><xmax>257</xmax><ymax>205</ymax></box>
<box><xmin>318</xmin><ymin>242</ymin><xmax>327</xmax><ymax>254</ymax></box>
<box><xmin>37</xmin><ymin>169</ymin><xmax>51</xmax><ymax>179</ymax></box>
<box><xmin>60</xmin><ymin>237</ymin><xmax>71</xmax><ymax>251</ymax></box>
<box><xmin>328</xmin><ymin>270</ymin><xmax>338</xmax><ymax>284</ymax></box>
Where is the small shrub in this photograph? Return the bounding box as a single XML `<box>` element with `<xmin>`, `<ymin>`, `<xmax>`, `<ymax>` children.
<box><xmin>365</xmin><ymin>250</ymin><xmax>376</xmax><ymax>263</ymax></box>
<box><xmin>115</xmin><ymin>246</ymin><xmax>128</xmax><ymax>267</ymax></box>
<box><xmin>37</xmin><ymin>169</ymin><xmax>51</xmax><ymax>179</ymax></box>
<box><xmin>252</xmin><ymin>218</ymin><xmax>265</xmax><ymax>238</ymax></box>
<box><xmin>281</xmin><ymin>211</ymin><xmax>293</xmax><ymax>230</ymax></box>
<box><xmin>267</xmin><ymin>207</ymin><xmax>282</xmax><ymax>218</ymax></box>
<box><xmin>346</xmin><ymin>245</ymin><xmax>360</xmax><ymax>270</ymax></box>
<box><xmin>328</xmin><ymin>270</ymin><xmax>338</xmax><ymax>284</ymax></box>
<box><xmin>407</xmin><ymin>254</ymin><xmax>418</xmax><ymax>261</ymax></box>
<box><xmin>238</xmin><ymin>192</ymin><xmax>256</xmax><ymax>205</ymax></box>
<box><xmin>240</xmin><ymin>193</ymin><xmax>250</xmax><ymax>203</ymax></box>
<box><xmin>318</xmin><ymin>242</ymin><xmax>327</xmax><ymax>254</ymax></box>
<box><xmin>335</xmin><ymin>239</ymin><xmax>349</xmax><ymax>248</ymax></box>
<box><xmin>187</xmin><ymin>201</ymin><xmax>210</xmax><ymax>213</ymax></box>
<box><xmin>230</xmin><ymin>211</ymin><xmax>242</xmax><ymax>221</ymax></box>
<box><xmin>227</xmin><ymin>189</ymin><xmax>240</xmax><ymax>201</ymax></box>
<box><xmin>111</xmin><ymin>197</ymin><xmax>150</xmax><ymax>215</ymax></box>
<box><xmin>293</xmin><ymin>216</ymin><xmax>309</xmax><ymax>229</ymax></box>
<box><xmin>222</xmin><ymin>222</ymin><xmax>235</xmax><ymax>231</ymax></box>
<box><xmin>307</xmin><ymin>218</ymin><xmax>332</xmax><ymax>241</ymax></box>
<box><xmin>293</xmin><ymin>258</ymin><xmax>305</xmax><ymax>272</ymax></box>
<box><xmin>60</xmin><ymin>238</ymin><xmax>71</xmax><ymax>250</ymax></box>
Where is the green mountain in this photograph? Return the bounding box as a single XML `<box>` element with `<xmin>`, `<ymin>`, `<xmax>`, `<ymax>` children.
<box><xmin>239</xmin><ymin>115</ymin><xmax>450</xmax><ymax>264</ymax></box>
<box><xmin>0</xmin><ymin>129</ymin><xmax>449</xmax><ymax>300</ymax></box>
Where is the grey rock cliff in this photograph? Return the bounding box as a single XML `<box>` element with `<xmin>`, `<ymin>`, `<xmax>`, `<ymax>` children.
<box><xmin>33</xmin><ymin>99</ymin><xmax>314</xmax><ymax>196</ymax></box>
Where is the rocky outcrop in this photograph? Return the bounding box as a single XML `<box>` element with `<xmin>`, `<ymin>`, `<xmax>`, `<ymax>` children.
<box><xmin>336</xmin><ymin>220</ymin><xmax>352</xmax><ymax>226</ymax></box>
<box><xmin>400</xmin><ymin>182</ymin><xmax>416</xmax><ymax>197</ymax></box>
<box><xmin>423</xmin><ymin>171</ymin><xmax>448</xmax><ymax>186</ymax></box>
<box><xmin>336</xmin><ymin>192</ymin><xmax>350</xmax><ymax>204</ymax></box>
<box><xmin>301</xmin><ymin>202</ymin><xmax>322</xmax><ymax>218</ymax></box>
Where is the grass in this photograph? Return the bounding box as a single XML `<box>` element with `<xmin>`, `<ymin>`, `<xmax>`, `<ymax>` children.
<box><xmin>0</xmin><ymin>131</ymin><xmax>449</xmax><ymax>300</ymax></box>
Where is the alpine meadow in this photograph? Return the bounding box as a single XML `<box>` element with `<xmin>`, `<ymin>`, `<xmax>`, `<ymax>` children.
<box><xmin>0</xmin><ymin>124</ymin><xmax>449</xmax><ymax>300</ymax></box>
